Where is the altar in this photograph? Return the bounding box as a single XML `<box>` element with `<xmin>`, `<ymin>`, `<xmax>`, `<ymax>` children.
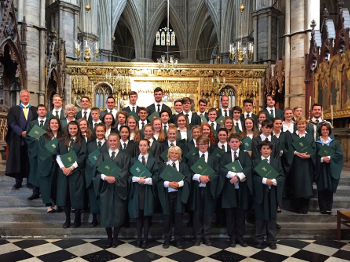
<box><xmin>65</xmin><ymin>62</ymin><xmax>267</xmax><ymax>113</ymax></box>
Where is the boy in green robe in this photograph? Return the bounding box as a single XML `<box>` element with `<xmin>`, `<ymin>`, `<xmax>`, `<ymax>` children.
<box><xmin>252</xmin><ymin>141</ymin><xmax>284</xmax><ymax>250</ymax></box>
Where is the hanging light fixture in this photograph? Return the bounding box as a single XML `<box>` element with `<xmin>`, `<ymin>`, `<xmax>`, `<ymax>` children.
<box><xmin>229</xmin><ymin>4</ymin><xmax>254</xmax><ymax>64</ymax></box>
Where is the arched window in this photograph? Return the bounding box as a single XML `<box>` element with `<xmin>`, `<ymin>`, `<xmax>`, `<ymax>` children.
<box><xmin>95</xmin><ymin>84</ymin><xmax>112</xmax><ymax>109</ymax></box>
<box><xmin>219</xmin><ymin>86</ymin><xmax>235</xmax><ymax>108</ymax></box>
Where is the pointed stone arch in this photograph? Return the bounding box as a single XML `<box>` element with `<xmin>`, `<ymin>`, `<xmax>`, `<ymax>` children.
<box><xmin>111</xmin><ymin>0</ymin><xmax>128</xmax><ymax>38</ymax></box>
<box><xmin>145</xmin><ymin>1</ymin><xmax>185</xmax><ymax>60</ymax></box>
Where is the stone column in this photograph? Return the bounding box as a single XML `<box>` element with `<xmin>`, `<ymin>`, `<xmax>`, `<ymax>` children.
<box><xmin>253</xmin><ymin>15</ymin><xmax>258</xmax><ymax>62</ymax></box>
<box><xmin>284</xmin><ymin>0</ymin><xmax>290</xmax><ymax>107</ymax></box>
<box><xmin>38</xmin><ymin>0</ymin><xmax>45</xmax><ymax>104</ymax></box>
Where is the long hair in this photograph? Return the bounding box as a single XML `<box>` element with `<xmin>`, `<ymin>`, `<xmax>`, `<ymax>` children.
<box><xmin>77</xmin><ymin>118</ymin><xmax>92</xmax><ymax>138</ymax></box>
<box><xmin>102</xmin><ymin>112</ymin><xmax>116</xmax><ymax>127</ymax></box>
<box><xmin>176</xmin><ymin>113</ymin><xmax>189</xmax><ymax>129</ymax></box>
<box><xmin>200</xmin><ymin>123</ymin><xmax>216</xmax><ymax>145</ymax></box>
<box><xmin>43</xmin><ymin>117</ymin><xmax>63</xmax><ymax>140</ymax></box>
<box><xmin>127</xmin><ymin>116</ymin><xmax>140</xmax><ymax>142</ymax></box>
<box><xmin>61</xmin><ymin>121</ymin><xmax>84</xmax><ymax>147</ymax></box>
<box><xmin>220</xmin><ymin>116</ymin><xmax>236</xmax><ymax>136</ymax></box>
<box><xmin>119</xmin><ymin>125</ymin><xmax>130</xmax><ymax>141</ymax></box>
<box><xmin>240</xmin><ymin>117</ymin><xmax>259</xmax><ymax>140</ymax></box>
<box><xmin>152</xmin><ymin>118</ymin><xmax>166</xmax><ymax>141</ymax></box>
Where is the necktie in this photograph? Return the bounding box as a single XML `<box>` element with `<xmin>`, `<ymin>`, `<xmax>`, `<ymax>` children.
<box><xmin>170</xmin><ymin>143</ymin><xmax>174</xmax><ymax>147</ymax></box>
<box><xmin>316</xmin><ymin>120</ymin><xmax>320</xmax><ymax>140</ymax></box>
<box><xmin>123</xmin><ymin>143</ymin><xmax>127</xmax><ymax>149</ymax></box>
<box><xmin>39</xmin><ymin>120</ymin><xmax>44</xmax><ymax>128</ymax></box>
<box><xmin>172</xmin><ymin>162</ymin><xmax>177</xmax><ymax>170</ymax></box>
<box><xmin>201</xmin><ymin>153</ymin><xmax>205</xmax><ymax>159</ymax></box>
<box><xmin>235</xmin><ymin>123</ymin><xmax>240</xmax><ymax>133</ymax></box>
<box><xmin>157</xmin><ymin>104</ymin><xmax>161</xmax><ymax>112</ymax></box>
<box><xmin>55</xmin><ymin>110</ymin><xmax>59</xmax><ymax>117</ymax></box>
<box><xmin>142</xmin><ymin>156</ymin><xmax>146</xmax><ymax>166</ymax></box>
<box><xmin>263</xmin><ymin>158</ymin><xmax>268</xmax><ymax>163</ymax></box>
<box><xmin>141</xmin><ymin>122</ymin><xmax>145</xmax><ymax>129</ymax></box>
<box><xmin>247</xmin><ymin>113</ymin><xmax>250</xmax><ymax>118</ymax></box>
<box><xmin>265</xmin><ymin>137</ymin><xmax>269</xmax><ymax>142</ymax></box>
<box><xmin>69</xmin><ymin>138</ymin><xmax>74</xmax><ymax>151</ymax></box>
<box><xmin>163</xmin><ymin>125</ymin><xmax>167</xmax><ymax>134</ymax></box>
<box><xmin>94</xmin><ymin>123</ymin><xmax>97</xmax><ymax>127</ymax></box>
<box><xmin>98</xmin><ymin>141</ymin><xmax>102</xmax><ymax>148</ymax></box>
<box><xmin>211</xmin><ymin>122</ymin><xmax>214</xmax><ymax>130</ymax></box>
<box><xmin>111</xmin><ymin>151</ymin><xmax>116</xmax><ymax>160</ymax></box>
<box><xmin>221</xmin><ymin>145</ymin><xmax>225</xmax><ymax>150</ymax></box>
<box><xmin>224</xmin><ymin>110</ymin><xmax>228</xmax><ymax>117</ymax></box>
<box><xmin>132</xmin><ymin>107</ymin><xmax>135</xmax><ymax>112</ymax></box>
<box><xmin>109</xmin><ymin>110</ymin><xmax>112</xmax><ymax>114</ymax></box>
<box><xmin>185</xmin><ymin>114</ymin><xmax>189</xmax><ymax>122</ymax></box>
<box><xmin>270</xmin><ymin>109</ymin><xmax>274</xmax><ymax>118</ymax></box>
<box><xmin>23</xmin><ymin>106</ymin><xmax>28</xmax><ymax>120</ymax></box>
<box><xmin>316</xmin><ymin>119</ymin><xmax>319</xmax><ymax>127</ymax></box>
<box><xmin>83</xmin><ymin>111</ymin><xmax>87</xmax><ymax>119</ymax></box>
<box><xmin>234</xmin><ymin>151</ymin><xmax>238</xmax><ymax>160</ymax></box>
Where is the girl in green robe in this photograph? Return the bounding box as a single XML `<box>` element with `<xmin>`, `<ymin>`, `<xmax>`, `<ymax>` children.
<box><xmin>93</xmin><ymin>133</ymin><xmax>131</xmax><ymax>248</ymax></box>
<box><xmin>287</xmin><ymin>117</ymin><xmax>316</xmax><ymax>214</ymax></box>
<box><xmin>38</xmin><ymin>117</ymin><xmax>63</xmax><ymax>213</ymax></box>
<box><xmin>56</xmin><ymin>121</ymin><xmax>86</xmax><ymax>228</ymax></box>
<box><xmin>85</xmin><ymin>123</ymin><xmax>108</xmax><ymax>226</ymax></box>
<box><xmin>143</xmin><ymin>124</ymin><xmax>163</xmax><ymax>164</ymax></box>
<box><xmin>128</xmin><ymin>139</ymin><xmax>159</xmax><ymax>248</ymax></box>
<box><xmin>315</xmin><ymin>123</ymin><xmax>343</xmax><ymax>214</ymax></box>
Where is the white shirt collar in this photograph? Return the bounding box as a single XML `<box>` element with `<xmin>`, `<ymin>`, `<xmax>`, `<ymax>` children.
<box><xmin>312</xmin><ymin>117</ymin><xmax>323</xmax><ymax>122</ymax></box>
<box><xmin>261</xmin><ymin>155</ymin><xmax>271</xmax><ymax>162</ymax></box>
<box><xmin>167</xmin><ymin>159</ymin><xmax>179</xmax><ymax>166</ymax></box>
<box><xmin>296</xmin><ymin>130</ymin><xmax>307</xmax><ymax>137</ymax></box>
<box><xmin>138</xmin><ymin>153</ymin><xmax>149</xmax><ymax>162</ymax></box>
<box><xmin>168</xmin><ymin>140</ymin><xmax>176</xmax><ymax>147</ymax></box>
<box><xmin>266</xmin><ymin>107</ymin><xmax>275</xmax><ymax>110</ymax></box>
<box><xmin>38</xmin><ymin>117</ymin><xmax>46</xmax><ymax>122</ymax></box>
<box><xmin>96</xmin><ymin>138</ymin><xmax>105</xmax><ymax>145</ymax></box>
<box><xmin>231</xmin><ymin>148</ymin><xmax>240</xmax><ymax>155</ymax></box>
<box><xmin>108</xmin><ymin>148</ymin><xmax>119</xmax><ymax>156</ymax></box>
<box><xmin>260</xmin><ymin>133</ymin><xmax>272</xmax><ymax>141</ymax></box>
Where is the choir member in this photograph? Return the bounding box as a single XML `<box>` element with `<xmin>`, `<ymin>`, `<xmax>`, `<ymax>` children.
<box><xmin>282</xmin><ymin>108</ymin><xmax>295</xmax><ymax>134</ymax></box>
<box><xmin>102</xmin><ymin>113</ymin><xmax>117</xmax><ymax>139</ymax></box>
<box><xmin>46</xmin><ymin>94</ymin><xmax>65</xmax><ymax>120</ymax></box>
<box><xmin>143</xmin><ymin>124</ymin><xmax>162</xmax><ymax>163</ymax></box>
<box><xmin>116</xmin><ymin>111</ymin><xmax>128</xmax><ymax>131</ymax></box>
<box><xmin>257</xmin><ymin>111</ymin><xmax>267</xmax><ymax>132</ymax></box>
<box><xmin>60</xmin><ymin>104</ymin><xmax>76</xmax><ymax>131</ymax></box>
<box><xmin>122</xmin><ymin>91</ymin><xmax>139</xmax><ymax>113</ymax></box>
<box><xmin>217</xmin><ymin>95</ymin><xmax>233</xmax><ymax>118</ymax></box>
<box><xmin>78</xmin><ymin>118</ymin><xmax>93</xmax><ymax>143</ymax></box>
<box><xmin>127</xmin><ymin>116</ymin><xmax>141</xmax><ymax>142</ymax></box>
<box><xmin>119</xmin><ymin>126</ymin><xmax>138</xmax><ymax>158</ymax></box>
<box><xmin>176</xmin><ymin>113</ymin><xmax>192</xmax><ymax>142</ymax></box>
<box><xmin>263</xmin><ymin>95</ymin><xmax>283</xmax><ymax>120</ymax></box>
<box><xmin>240</xmin><ymin>98</ymin><xmax>258</xmax><ymax>124</ymax></box>
<box><xmin>152</xmin><ymin>117</ymin><xmax>166</xmax><ymax>142</ymax></box>
<box><xmin>76</xmin><ymin>96</ymin><xmax>93</xmax><ymax>126</ymax></box>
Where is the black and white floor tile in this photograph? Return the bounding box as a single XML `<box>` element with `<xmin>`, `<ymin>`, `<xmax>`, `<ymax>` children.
<box><xmin>0</xmin><ymin>238</ymin><xmax>350</xmax><ymax>262</ymax></box>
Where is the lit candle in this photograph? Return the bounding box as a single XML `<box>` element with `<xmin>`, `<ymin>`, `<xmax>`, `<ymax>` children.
<box><xmin>309</xmin><ymin>96</ymin><xmax>311</xmax><ymax>110</ymax></box>
<box><xmin>331</xmin><ymin>105</ymin><xmax>333</xmax><ymax>120</ymax></box>
<box><xmin>85</xmin><ymin>40</ymin><xmax>88</xmax><ymax>47</ymax></box>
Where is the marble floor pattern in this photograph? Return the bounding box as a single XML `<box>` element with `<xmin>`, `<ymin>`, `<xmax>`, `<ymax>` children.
<box><xmin>0</xmin><ymin>238</ymin><xmax>350</xmax><ymax>262</ymax></box>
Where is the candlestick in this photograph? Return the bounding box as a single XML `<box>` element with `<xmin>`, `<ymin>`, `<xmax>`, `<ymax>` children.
<box><xmin>331</xmin><ymin>105</ymin><xmax>333</xmax><ymax>120</ymax></box>
<box><xmin>322</xmin><ymin>107</ymin><xmax>324</xmax><ymax>120</ymax></box>
<box><xmin>309</xmin><ymin>96</ymin><xmax>311</xmax><ymax>110</ymax></box>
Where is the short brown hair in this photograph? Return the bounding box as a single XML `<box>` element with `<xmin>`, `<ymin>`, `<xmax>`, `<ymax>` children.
<box><xmin>318</xmin><ymin>122</ymin><xmax>332</xmax><ymax>136</ymax></box>
<box><xmin>129</xmin><ymin>91</ymin><xmax>138</xmax><ymax>97</ymax></box>
<box><xmin>196</xmin><ymin>135</ymin><xmax>209</xmax><ymax>145</ymax></box>
<box><xmin>81</xmin><ymin>96</ymin><xmax>90</xmax><ymax>101</ymax></box>
<box><xmin>91</xmin><ymin>107</ymin><xmax>100</xmax><ymax>113</ymax></box>
<box><xmin>292</xmin><ymin>106</ymin><xmax>302</xmax><ymax>112</ymax></box>
<box><xmin>243</xmin><ymin>98</ymin><xmax>253</xmax><ymax>105</ymax></box>
<box><xmin>199</xmin><ymin>99</ymin><xmax>207</xmax><ymax>105</ymax></box>
<box><xmin>208</xmin><ymin>108</ymin><xmax>217</xmax><ymax>114</ymax></box>
<box><xmin>228</xmin><ymin>133</ymin><xmax>241</xmax><ymax>142</ymax></box>
<box><xmin>137</xmin><ymin>107</ymin><xmax>148</xmax><ymax>114</ymax></box>
<box><xmin>182</xmin><ymin>97</ymin><xmax>191</xmax><ymax>104</ymax></box>
<box><xmin>295</xmin><ymin>116</ymin><xmax>307</xmax><ymax>125</ymax></box>
<box><xmin>259</xmin><ymin>140</ymin><xmax>273</xmax><ymax>150</ymax></box>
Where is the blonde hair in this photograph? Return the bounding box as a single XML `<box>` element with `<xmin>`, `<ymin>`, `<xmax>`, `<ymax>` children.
<box><xmin>152</xmin><ymin>118</ymin><xmax>166</xmax><ymax>141</ymax></box>
<box><xmin>295</xmin><ymin>116</ymin><xmax>307</xmax><ymax>125</ymax></box>
<box><xmin>167</xmin><ymin>123</ymin><xmax>178</xmax><ymax>135</ymax></box>
<box><xmin>64</xmin><ymin>104</ymin><xmax>76</xmax><ymax>117</ymax></box>
<box><xmin>127</xmin><ymin>116</ymin><xmax>140</xmax><ymax>142</ymax></box>
<box><xmin>167</xmin><ymin>145</ymin><xmax>182</xmax><ymax>161</ymax></box>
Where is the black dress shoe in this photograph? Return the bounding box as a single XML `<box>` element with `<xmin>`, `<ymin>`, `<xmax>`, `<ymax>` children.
<box><xmin>269</xmin><ymin>243</ymin><xmax>277</xmax><ymax>250</ymax></box>
<box><xmin>142</xmin><ymin>240</ymin><xmax>147</xmax><ymax>248</ymax></box>
<box><xmin>163</xmin><ymin>241</ymin><xmax>170</xmax><ymax>249</ymax></box>
<box><xmin>63</xmin><ymin>221</ymin><xmax>70</xmax><ymax>228</ymax></box>
<box><xmin>276</xmin><ymin>223</ymin><xmax>281</xmax><ymax>229</ymax></box>
<box><xmin>237</xmin><ymin>238</ymin><xmax>247</xmax><ymax>247</ymax></box>
<box><xmin>27</xmin><ymin>193</ymin><xmax>40</xmax><ymax>200</ymax></box>
<box><xmin>255</xmin><ymin>242</ymin><xmax>263</xmax><ymax>249</ymax></box>
<box><xmin>194</xmin><ymin>239</ymin><xmax>201</xmax><ymax>246</ymax></box>
<box><xmin>106</xmin><ymin>238</ymin><xmax>113</xmax><ymax>248</ymax></box>
<box><xmin>90</xmin><ymin>220</ymin><xmax>98</xmax><ymax>227</ymax></box>
<box><xmin>136</xmin><ymin>240</ymin><xmax>142</xmax><ymax>248</ymax></box>
<box><xmin>13</xmin><ymin>183</ymin><xmax>22</xmax><ymax>189</ymax></box>
<box><xmin>204</xmin><ymin>238</ymin><xmax>212</xmax><ymax>246</ymax></box>
<box><xmin>229</xmin><ymin>239</ymin><xmax>236</xmax><ymax>247</ymax></box>
<box><xmin>26</xmin><ymin>183</ymin><xmax>33</xmax><ymax>189</ymax></box>
<box><xmin>112</xmin><ymin>239</ymin><xmax>119</xmax><ymax>248</ymax></box>
<box><xmin>176</xmin><ymin>240</ymin><xmax>183</xmax><ymax>249</ymax></box>
<box><xmin>72</xmin><ymin>222</ymin><xmax>81</xmax><ymax>228</ymax></box>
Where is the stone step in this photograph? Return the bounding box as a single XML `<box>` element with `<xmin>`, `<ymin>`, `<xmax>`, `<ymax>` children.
<box><xmin>1</xmin><ymin>221</ymin><xmax>349</xmax><ymax>240</ymax></box>
<box><xmin>0</xmin><ymin>208</ymin><xmax>338</xmax><ymax>224</ymax></box>
<box><xmin>282</xmin><ymin>197</ymin><xmax>350</xmax><ymax>212</ymax></box>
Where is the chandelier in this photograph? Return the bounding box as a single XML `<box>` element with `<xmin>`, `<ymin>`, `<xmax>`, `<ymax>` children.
<box><xmin>229</xmin><ymin>4</ymin><xmax>254</xmax><ymax>64</ymax></box>
<box><xmin>74</xmin><ymin>4</ymin><xmax>99</xmax><ymax>62</ymax></box>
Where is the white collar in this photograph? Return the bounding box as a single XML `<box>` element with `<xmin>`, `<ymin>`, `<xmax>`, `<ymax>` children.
<box><xmin>320</xmin><ymin>137</ymin><xmax>331</xmax><ymax>143</ymax></box>
<box><xmin>267</xmin><ymin>107</ymin><xmax>275</xmax><ymax>110</ymax></box>
<box><xmin>108</xmin><ymin>148</ymin><xmax>119</xmax><ymax>155</ymax></box>
<box><xmin>97</xmin><ymin>138</ymin><xmax>105</xmax><ymax>144</ymax></box>
<box><xmin>260</xmin><ymin>133</ymin><xmax>272</xmax><ymax>141</ymax></box>
<box><xmin>38</xmin><ymin>117</ymin><xmax>46</xmax><ymax>122</ymax></box>
<box><xmin>261</xmin><ymin>155</ymin><xmax>270</xmax><ymax>162</ymax></box>
<box><xmin>312</xmin><ymin>117</ymin><xmax>323</xmax><ymax>122</ymax></box>
<box><xmin>167</xmin><ymin>159</ymin><xmax>179</xmax><ymax>165</ymax></box>
<box><xmin>139</xmin><ymin>153</ymin><xmax>149</xmax><ymax>160</ymax></box>
<box><xmin>296</xmin><ymin>130</ymin><xmax>307</xmax><ymax>137</ymax></box>
<box><xmin>231</xmin><ymin>148</ymin><xmax>240</xmax><ymax>155</ymax></box>
<box><xmin>199</xmin><ymin>151</ymin><xmax>208</xmax><ymax>157</ymax></box>
<box><xmin>82</xmin><ymin>108</ymin><xmax>91</xmax><ymax>113</ymax></box>
<box><xmin>168</xmin><ymin>140</ymin><xmax>176</xmax><ymax>146</ymax></box>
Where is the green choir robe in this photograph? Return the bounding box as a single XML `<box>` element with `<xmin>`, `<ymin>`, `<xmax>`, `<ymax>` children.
<box><xmin>157</xmin><ymin>162</ymin><xmax>191</xmax><ymax>214</ymax></box>
<box><xmin>287</xmin><ymin>133</ymin><xmax>316</xmax><ymax>198</ymax></box>
<box><xmin>85</xmin><ymin>140</ymin><xmax>108</xmax><ymax>213</ymax></box>
<box><xmin>187</xmin><ymin>153</ymin><xmax>219</xmax><ymax>215</ymax></box>
<box><xmin>274</xmin><ymin>131</ymin><xmax>293</xmax><ymax>175</ymax></box>
<box><xmin>315</xmin><ymin>139</ymin><xmax>343</xmax><ymax>193</ymax></box>
<box><xmin>128</xmin><ymin>156</ymin><xmax>159</xmax><ymax>218</ymax></box>
<box><xmin>25</xmin><ymin>119</ymin><xmax>49</xmax><ymax>186</ymax></box>
<box><xmin>252</xmin><ymin>158</ymin><xmax>285</xmax><ymax>220</ymax></box>
<box><xmin>218</xmin><ymin>150</ymin><xmax>252</xmax><ymax>210</ymax></box>
<box><xmin>56</xmin><ymin>139</ymin><xmax>87</xmax><ymax>209</ymax></box>
<box><xmin>93</xmin><ymin>151</ymin><xmax>131</xmax><ymax>228</ymax></box>
<box><xmin>37</xmin><ymin>135</ymin><xmax>59</xmax><ymax>204</ymax></box>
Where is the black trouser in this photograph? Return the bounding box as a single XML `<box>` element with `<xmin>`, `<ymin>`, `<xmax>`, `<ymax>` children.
<box><xmin>163</xmin><ymin>192</ymin><xmax>183</xmax><ymax>241</ymax></box>
<box><xmin>226</xmin><ymin>189</ymin><xmax>245</xmax><ymax>241</ymax></box>
<box><xmin>255</xmin><ymin>219</ymin><xmax>276</xmax><ymax>244</ymax></box>
<box><xmin>136</xmin><ymin>209</ymin><xmax>151</xmax><ymax>241</ymax></box>
<box><xmin>193</xmin><ymin>187</ymin><xmax>213</xmax><ymax>240</ymax></box>
<box><xmin>16</xmin><ymin>145</ymin><xmax>30</xmax><ymax>185</ymax></box>
<box><xmin>296</xmin><ymin>197</ymin><xmax>310</xmax><ymax>213</ymax></box>
<box><xmin>106</xmin><ymin>227</ymin><xmax>120</xmax><ymax>241</ymax></box>
<box><xmin>64</xmin><ymin>182</ymin><xmax>80</xmax><ymax>224</ymax></box>
<box><xmin>318</xmin><ymin>190</ymin><xmax>333</xmax><ymax>212</ymax></box>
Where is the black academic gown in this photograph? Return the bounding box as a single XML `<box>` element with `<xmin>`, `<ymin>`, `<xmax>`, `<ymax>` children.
<box><xmin>252</xmin><ymin>158</ymin><xmax>285</xmax><ymax>220</ymax></box>
<box><xmin>274</xmin><ymin>131</ymin><xmax>293</xmax><ymax>176</ymax></box>
<box><xmin>240</xmin><ymin>113</ymin><xmax>258</xmax><ymax>126</ymax></box>
<box><xmin>218</xmin><ymin>150</ymin><xmax>252</xmax><ymax>210</ymax></box>
<box><xmin>251</xmin><ymin>136</ymin><xmax>280</xmax><ymax>160</ymax></box>
<box><xmin>56</xmin><ymin>140</ymin><xmax>87</xmax><ymax>209</ymax></box>
<box><xmin>288</xmin><ymin>133</ymin><xmax>316</xmax><ymax>198</ymax></box>
<box><xmin>187</xmin><ymin>153</ymin><xmax>219</xmax><ymax>215</ymax></box>
<box><xmin>46</xmin><ymin>110</ymin><xmax>65</xmax><ymax>120</ymax></box>
<box><xmin>76</xmin><ymin>110</ymin><xmax>93</xmax><ymax>126</ymax></box>
<box><xmin>147</xmin><ymin>103</ymin><xmax>172</xmax><ymax>117</ymax></box>
<box><xmin>157</xmin><ymin>162</ymin><xmax>191</xmax><ymax>214</ymax></box>
<box><xmin>176</xmin><ymin>129</ymin><xmax>192</xmax><ymax>143</ymax></box>
<box><xmin>5</xmin><ymin>105</ymin><xmax>37</xmax><ymax>179</ymax></box>
<box><xmin>315</xmin><ymin>139</ymin><xmax>343</xmax><ymax>193</ymax></box>
<box><xmin>182</xmin><ymin>140</ymin><xmax>196</xmax><ymax>163</ymax></box>
<box><xmin>37</xmin><ymin>136</ymin><xmax>59</xmax><ymax>204</ymax></box>
<box><xmin>122</xmin><ymin>105</ymin><xmax>139</xmax><ymax>113</ymax></box>
<box><xmin>217</xmin><ymin>109</ymin><xmax>233</xmax><ymax>118</ymax></box>
<box><xmin>85</xmin><ymin>140</ymin><xmax>108</xmax><ymax>213</ymax></box>
<box><xmin>93</xmin><ymin>151</ymin><xmax>131</xmax><ymax>227</ymax></box>
<box><xmin>159</xmin><ymin>141</ymin><xmax>185</xmax><ymax>162</ymax></box>
<box><xmin>25</xmin><ymin>119</ymin><xmax>49</xmax><ymax>186</ymax></box>
<box><xmin>120</xmin><ymin>140</ymin><xmax>138</xmax><ymax>158</ymax></box>
<box><xmin>128</xmin><ymin>156</ymin><xmax>159</xmax><ymax>218</ymax></box>
<box><xmin>148</xmin><ymin>140</ymin><xmax>162</xmax><ymax>164</ymax></box>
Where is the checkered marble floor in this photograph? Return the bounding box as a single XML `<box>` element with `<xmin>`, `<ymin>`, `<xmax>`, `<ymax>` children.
<box><xmin>0</xmin><ymin>238</ymin><xmax>350</xmax><ymax>262</ymax></box>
